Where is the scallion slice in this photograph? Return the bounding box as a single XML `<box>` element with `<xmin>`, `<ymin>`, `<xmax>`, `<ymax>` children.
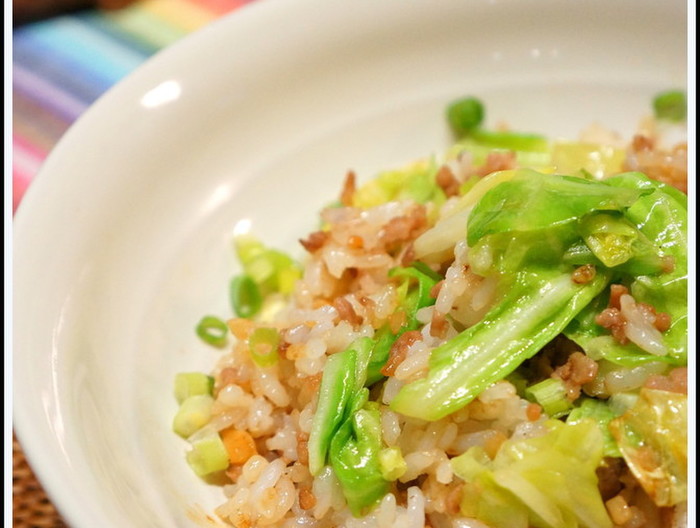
<box><xmin>186</xmin><ymin>433</ymin><xmax>230</xmax><ymax>476</ymax></box>
<box><xmin>230</xmin><ymin>274</ymin><xmax>262</xmax><ymax>318</ymax></box>
<box><xmin>173</xmin><ymin>394</ymin><xmax>214</xmax><ymax>438</ymax></box>
<box><xmin>525</xmin><ymin>378</ymin><xmax>573</xmax><ymax>418</ymax></box>
<box><xmin>248</xmin><ymin>327</ymin><xmax>280</xmax><ymax>367</ymax></box>
<box><xmin>174</xmin><ymin>372</ymin><xmax>214</xmax><ymax>404</ymax></box>
<box><xmin>195</xmin><ymin>315</ymin><xmax>229</xmax><ymax>348</ymax></box>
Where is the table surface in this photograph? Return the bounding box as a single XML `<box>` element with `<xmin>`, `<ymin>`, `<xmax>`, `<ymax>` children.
<box><xmin>11</xmin><ymin>1</ymin><xmax>252</xmax><ymax>524</ymax></box>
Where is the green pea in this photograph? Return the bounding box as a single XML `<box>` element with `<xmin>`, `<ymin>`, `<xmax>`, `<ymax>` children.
<box><xmin>446</xmin><ymin>96</ymin><xmax>485</xmax><ymax>137</ymax></box>
<box><xmin>653</xmin><ymin>90</ymin><xmax>686</xmax><ymax>122</ymax></box>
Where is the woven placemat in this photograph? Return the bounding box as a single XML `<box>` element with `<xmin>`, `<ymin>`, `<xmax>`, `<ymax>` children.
<box><xmin>13</xmin><ymin>434</ymin><xmax>69</xmax><ymax>528</ymax></box>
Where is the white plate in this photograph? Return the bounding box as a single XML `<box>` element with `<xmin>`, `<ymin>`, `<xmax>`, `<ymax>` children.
<box><xmin>13</xmin><ymin>0</ymin><xmax>687</xmax><ymax>526</ymax></box>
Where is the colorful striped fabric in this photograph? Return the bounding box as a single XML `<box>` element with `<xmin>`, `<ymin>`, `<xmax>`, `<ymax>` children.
<box><xmin>12</xmin><ymin>0</ymin><xmax>255</xmax><ymax>211</ymax></box>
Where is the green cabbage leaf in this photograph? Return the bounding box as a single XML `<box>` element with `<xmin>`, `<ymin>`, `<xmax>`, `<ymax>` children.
<box><xmin>609</xmin><ymin>388</ymin><xmax>687</xmax><ymax>506</ymax></box>
<box><xmin>452</xmin><ymin>420</ymin><xmax>612</xmax><ymax>528</ymax></box>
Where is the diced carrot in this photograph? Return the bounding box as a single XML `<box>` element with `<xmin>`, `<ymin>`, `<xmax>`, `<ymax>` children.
<box><xmin>347</xmin><ymin>235</ymin><xmax>364</xmax><ymax>249</ymax></box>
<box><xmin>526</xmin><ymin>402</ymin><xmax>542</xmax><ymax>421</ymax></box>
<box><xmin>220</xmin><ymin>428</ymin><xmax>257</xmax><ymax>465</ymax></box>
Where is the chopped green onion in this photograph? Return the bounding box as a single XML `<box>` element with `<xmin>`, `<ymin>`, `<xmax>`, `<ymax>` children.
<box><xmin>246</xmin><ymin>253</ymin><xmax>278</xmax><ymax>286</ymax></box>
<box><xmin>248</xmin><ymin>327</ymin><xmax>280</xmax><ymax>367</ymax></box>
<box><xmin>447</xmin><ymin>96</ymin><xmax>485</xmax><ymax>137</ymax></box>
<box><xmin>276</xmin><ymin>263</ymin><xmax>302</xmax><ymax>295</ymax></box>
<box><xmin>186</xmin><ymin>433</ymin><xmax>230</xmax><ymax>476</ymax></box>
<box><xmin>230</xmin><ymin>274</ymin><xmax>262</xmax><ymax>318</ymax></box>
<box><xmin>378</xmin><ymin>446</ymin><xmax>407</xmax><ymax>481</ymax></box>
<box><xmin>234</xmin><ymin>235</ymin><xmax>302</xmax><ymax>296</ymax></box>
<box><xmin>173</xmin><ymin>394</ymin><xmax>214</xmax><ymax>438</ymax></box>
<box><xmin>653</xmin><ymin>90</ymin><xmax>686</xmax><ymax>122</ymax></box>
<box><xmin>174</xmin><ymin>372</ymin><xmax>214</xmax><ymax>404</ymax></box>
<box><xmin>195</xmin><ymin>315</ymin><xmax>229</xmax><ymax>348</ymax></box>
<box><xmin>234</xmin><ymin>235</ymin><xmax>267</xmax><ymax>267</ymax></box>
<box><xmin>525</xmin><ymin>378</ymin><xmax>573</xmax><ymax>418</ymax></box>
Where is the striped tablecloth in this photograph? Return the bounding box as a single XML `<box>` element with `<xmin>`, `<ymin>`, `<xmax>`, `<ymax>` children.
<box><xmin>11</xmin><ymin>2</ymin><xmax>252</xmax><ymax>525</ymax></box>
<box><xmin>12</xmin><ymin>0</ymin><xmax>254</xmax><ymax>212</ymax></box>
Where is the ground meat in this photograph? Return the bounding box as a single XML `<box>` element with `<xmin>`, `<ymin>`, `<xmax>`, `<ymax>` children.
<box><xmin>430</xmin><ymin>310</ymin><xmax>449</xmax><ymax>339</ymax></box>
<box><xmin>644</xmin><ymin>367</ymin><xmax>687</xmax><ymax>394</ymax></box>
<box><xmin>608</xmin><ymin>464</ymin><xmax>670</xmax><ymax>528</ymax></box>
<box><xmin>597</xmin><ymin>457</ymin><xmax>625</xmax><ymax>501</ymax></box>
<box><xmin>277</xmin><ymin>340</ymin><xmax>291</xmax><ymax>358</ymax></box>
<box><xmin>435</xmin><ymin>165</ymin><xmax>461</xmax><ymax>197</ymax></box>
<box><xmin>388</xmin><ymin>309</ymin><xmax>407</xmax><ymax>334</ymax></box>
<box><xmin>398</xmin><ymin>241</ymin><xmax>416</xmax><ymax>267</ymax></box>
<box><xmin>429</xmin><ymin>280</ymin><xmax>444</xmax><ymax>299</ymax></box>
<box><xmin>296</xmin><ymin>373</ymin><xmax>323</xmax><ymax>408</ymax></box>
<box><xmin>476</xmin><ymin>150</ymin><xmax>517</xmax><ymax>176</ymax></box>
<box><xmin>333</xmin><ymin>296</ymin><xmax>363</xmax><ymax>327</ymax></box>
<box><xmin>299</xmin><ymin>230</ymin><xmax>329</xmax><ymax>253</ymax></box>
<box><xmin>379</xmin><ymin>205</ymin><xmax>428</xmax><ymax>250</ymax></box>
<box><xmin>631</xmin><ymin>134</ymin><xmax>654</xmax><ymax>151</ymax></box>
<box><xmin>571</xmin><ymin>264</ymin><xmax>597</xmax><ymax>284</ymax></box>
<box><xmin>552</xmin><ymin>351</ymin><xmax>599</xmax><ymax>400</ymax></box>
<box><xmin>595</xmin><ymin>307</ymin><xmax>629</xmax><ymax>343</ymax></box>
<box><xmin>609</xmin><ymin>284</ymin><xmax>629</xmax><ymax>309</ymax></box>
<box><xmin>339</xmin><ymin>170</ymin><xmax>357</xmax><ymax>206</ymax></box>
<box><xmin>296</xmin><ymin>432</ymin><xmax>309</xmax><ymax>466</ymax></box>
<box><xmin>523</xmin><ymin>334</ymin><xmax>585</xmax><ymax>381</ymax></box>
<box><xmin>623</xmin><ymin>135</ymin><xmax>688</xmax><ymax>193</ymax></box>
<box><xmin>380</xmin><ymin>330</ymin><xmax>422</xmax><ymax>376</ymax></box>
<box><xmin>298</xmin><ymin>487</ymin><xmax>316</xmax><ymax>510</ymax></box>
<box><xmin>595</xmin><ymin>285</ymin><xmax>673</xmax><ymax>347</ymax></box>
<box><xmin>597</xmin><ymin>284</ymin><xmax>633</xmax><ymax>344</ymax></box>
<box><xmin>637</xmin><ymin>302</ymin><xmax>673</xmax><ymax>332</ymax></box>
<box><xmin>444</xmin><ymin>483</ymin><xmax>464</xmax><ymax>515</ymax></box>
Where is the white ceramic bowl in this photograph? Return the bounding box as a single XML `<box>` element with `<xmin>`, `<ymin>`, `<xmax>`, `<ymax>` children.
<box><xmin>13</xmin><ymin>0</ymin><xmax>688</xmax><ymax>526</ymax></box>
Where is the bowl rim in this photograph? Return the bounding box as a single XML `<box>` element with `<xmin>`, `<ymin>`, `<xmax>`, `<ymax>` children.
<box><xmin>12</xmin><ymin>0</ymin><xmax>689</xmax><ymax>525</ymax></box>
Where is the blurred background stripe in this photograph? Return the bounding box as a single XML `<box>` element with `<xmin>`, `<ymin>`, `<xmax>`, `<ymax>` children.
<box><xmin>12</xmin><ymin>0</ymin><xmax>254</xmax><ymax>211</ymax></box>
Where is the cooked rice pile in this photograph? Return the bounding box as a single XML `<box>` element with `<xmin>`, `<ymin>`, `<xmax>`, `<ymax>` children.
<box><xmin>187</xmin><ymin>128</ymin><xmax>688</xmax><ymax>528</ymax></box>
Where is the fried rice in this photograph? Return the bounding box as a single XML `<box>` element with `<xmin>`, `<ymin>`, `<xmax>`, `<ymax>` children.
<box><xmin>175</xmin><ymin>95</ymin><xmax>688</xmax><ymax>528</ymax></box>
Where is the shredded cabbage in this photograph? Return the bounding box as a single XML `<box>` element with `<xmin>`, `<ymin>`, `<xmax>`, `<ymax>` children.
<box><xmin>452</xmin><ymin>420</ymin><xmax>612</xmax><ymax>528</ymax></box>
<box><xmin>609</xmin><ymin>388</ymin><xmax>687</xmax><ymax>506</ymax></box>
